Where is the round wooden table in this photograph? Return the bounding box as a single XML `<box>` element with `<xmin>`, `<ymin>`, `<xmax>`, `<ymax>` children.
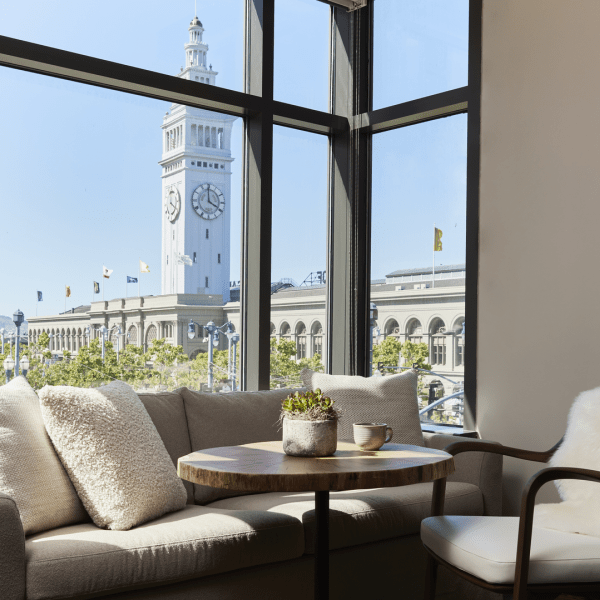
<box><xmin>178</xmin><ymin>441</ymin><xmax>454</xmax><ymax>600</ymax></box>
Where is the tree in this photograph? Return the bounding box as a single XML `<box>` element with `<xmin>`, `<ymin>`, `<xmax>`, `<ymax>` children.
<box><xmin>269</xmin><ymin>338</ymin><xmax>324</xmax><ymax>389</ymax></box>
<box><xmin>372</xmin><ymin>336</ymin><xmax>403</xmax><ymax>373</ymax></box>
<box><xmin>401</xmin><ymin>340</ymin><xmax>431</xmax><ymax>371</ymax></box>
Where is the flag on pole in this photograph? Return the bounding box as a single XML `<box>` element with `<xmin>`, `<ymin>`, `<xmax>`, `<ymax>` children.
<box><xmin>176</xmin><ymin>253</ymin><xmax>193</xmax><ymax>266</ymax></box>
<box><xmin>37</xmin><ymin>291</ymin><xmax>43</xmax><ymax>301</ymax></box>
<box><xmin>434</xmin><ymin>227</ymin><xmax>443</xmax><ymax>251</ymax></box>
<box><xmin>103</xmin><ymin>266</ymin><xmax>113</xmax><ymax>279</ymax></box>
<box><xmin>93</xmin><ymin>281</ymin><xmax>100</xmax><ymax>294</ymax></box>
<box><xmin>65</xmin><ymin>286</ymin><xmax>71</xmax><ymax>298</ymax></box>
<box><xmin>139</xmin><ymin>260</ymin><xmax>150</xmax><ymax>273</ymax></box>
<box><xmin>127</xmin><ymin>276</ymin><xmax>138</xmax><ymax>283</ymax></box>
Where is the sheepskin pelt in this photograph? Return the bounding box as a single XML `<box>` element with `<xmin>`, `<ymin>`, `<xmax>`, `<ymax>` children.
<box><xmin>534</xmin><ymin>386</ymin><xmax>600</xmax><ymax>537</ymax></box>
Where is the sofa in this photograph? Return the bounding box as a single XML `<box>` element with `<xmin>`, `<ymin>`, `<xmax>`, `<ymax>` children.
<box><xmin>1</xmin><ymin>385</ymin><xmax>502</xmax><ymax>600</ymax></box>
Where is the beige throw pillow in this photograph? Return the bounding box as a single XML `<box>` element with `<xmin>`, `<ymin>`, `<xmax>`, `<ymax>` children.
<box><xmin>300</xmin><ymin>369</ymin><xmax>424</xmax><ymax>447</ymax></box>
<box><xmin>38</xmin><ymin>380</ymin><xmax>187</xmax><ymax>530</ymax></box>
<box><xmin>0</xmin><ymin>376</ymin><xmax>88</xmax><ymax>535</ymax></box>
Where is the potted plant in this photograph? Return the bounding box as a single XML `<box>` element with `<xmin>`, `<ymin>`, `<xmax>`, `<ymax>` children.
<box><xmin>281</xmin><ymin>389</ymin><xmax>340</xmax><ymax>457</ymax></box>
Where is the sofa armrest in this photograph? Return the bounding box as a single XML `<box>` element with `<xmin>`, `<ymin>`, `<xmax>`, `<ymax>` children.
<box><xmin>0</xmin><ymin>491</ymin><xmax>26</xmax><ymax>600</ymax></box>
<box><xmin>423</xmin><ymin>433</ymin><xmax>503</xmax><ymax>516</ymax></box>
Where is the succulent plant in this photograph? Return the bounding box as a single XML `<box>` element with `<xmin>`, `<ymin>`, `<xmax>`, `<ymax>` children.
<box><xmin>281</xmin><ymin>389</ymin><xmax>339</xmax><ymax>422</ymax></box>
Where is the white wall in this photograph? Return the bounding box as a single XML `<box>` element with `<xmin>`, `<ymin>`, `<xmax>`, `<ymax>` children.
<box><xmin>477</xmin><ymin>0</ymin><xmax>600</xmax><ymax>515</ymax></box>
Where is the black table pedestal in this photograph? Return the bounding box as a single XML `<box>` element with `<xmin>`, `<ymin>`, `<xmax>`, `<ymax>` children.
<box><xmin>314</xmin><ymin>490</ymin><xmax>330</xmax><ymax>600</ymax></box>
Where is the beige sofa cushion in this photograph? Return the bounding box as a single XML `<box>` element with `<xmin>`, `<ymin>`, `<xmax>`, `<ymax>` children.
<box><xmin>25</xmin><ymin>504</ymin><xmax>304</xmax><ymax>600</ymax></box>
<box><xmin>38</xmin><ymin>380</ymin><xmax>187</xmax><ymax>530</ymax></box>
<box><xmin>208</xmin><ymin>481</ymin><xmax>483</xmax><ymax>553</ymax></box>
<box><xmin>0</xmin><ymin>377</ymin><xmax>87</xmax><ymax>535</ymax></box>
<box><xmin>181</xmin><ymin>387</ymin><xmax>296</xmax><ymax>504</ymax></box>
<box><xmin>421</xmin><ymin>515</ymin><xmax>600</xmax><ymax>585</ymax></box>
<box><xmin>137</xmin><ymin>389</ymin><xmax>194</xmax><ymax>504</ymax></box>
<box><xmin>300</xmin><ymin>369</ymin><xmax>424</xmax><ymax>446</ymax></box>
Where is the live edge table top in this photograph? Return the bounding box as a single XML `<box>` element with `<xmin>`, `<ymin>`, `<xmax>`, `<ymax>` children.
<box><xmin>178</xmin><ymin>441</ymin><xmax>455</xmax><ymax>493</ymax></box>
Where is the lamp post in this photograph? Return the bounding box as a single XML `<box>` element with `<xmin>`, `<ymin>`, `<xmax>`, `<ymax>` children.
<box><xmin>21</xmin><ymin>355</ymin><xmax>30</xmax><ymax>377</ymax></box>
<box><xmin>0</xmin><ymin>328</ymin><xmax>5</xmax><ymax>354</ymax></box>
<box><xmin>230</xmin><ymin>333</ymin><xmax>240</xmax><ymax>391</ymax></box>
<box><xmin>13</xmin><ymin>309</ymin><xmax>24</xmax><ymax>377</ymax></box>
<box><xmin>188</xmin><ymin>320</ymin><xmax>233</xmax><ymax>390</ymax></box>
<box><xmin>4</xmin><ymin>355</ymin><xmax>15</xmax><ymax>383</ymax></box>
<box><xmin>369</xmin><ymin>303</ymin><xmax>378</xmax><ymax>376</ymax></box>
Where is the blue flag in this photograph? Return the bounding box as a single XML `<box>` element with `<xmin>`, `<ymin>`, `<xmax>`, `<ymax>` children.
<box><xmin>127</xmin><ymin>276</ymin><xmax>138</xmax><ymax>284</ymax></box>
<box><xmin>37</xmin><ymin>291</ymin><xmax>43</xmax><ymax>301</ymax></box>
<box><xmin>93</xmin><ymin>281</ymin><xmax>100</xmax><ymax>294</ymax></box>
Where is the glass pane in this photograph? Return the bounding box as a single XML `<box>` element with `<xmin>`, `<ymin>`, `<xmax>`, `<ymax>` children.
<box><xmin>275</xmin><ymin>0</ymin><xmax>330</xmax><ymax>111</ymax></box>
<box><xmin>370</xmin><ymin>115</ymin><xmax>467</xmax><ymax>427</ymax></box>
<box><xmin>270</xmin><ymin>126</ymin><xmax>328</xmax><ymax>388</ymax></box>
<box><xmin>0</xmin><ymin>66</ymin><xmax>243</xmax><ymax>392</ymax></box>
<box><xmin>373</xmin><ymin>0</ymin><xmax>469</xmax><ymax>109</ymax></box>
<box><xmin>1</xmin><ymin>1</ymin><xmax>244</xmax><ymax>93</ymax></box>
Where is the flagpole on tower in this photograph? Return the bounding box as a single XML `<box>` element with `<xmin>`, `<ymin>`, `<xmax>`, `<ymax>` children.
<box><xmin>138</xmin><ymin>259</ymin><xmax>141</xmax><ymax>298</ymax></box>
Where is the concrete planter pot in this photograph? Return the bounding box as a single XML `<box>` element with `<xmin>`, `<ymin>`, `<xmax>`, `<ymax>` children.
<box><xmin>282</xmin><ymin>417</ymin><xmax>338</xmax><ymax>457</ymax></box>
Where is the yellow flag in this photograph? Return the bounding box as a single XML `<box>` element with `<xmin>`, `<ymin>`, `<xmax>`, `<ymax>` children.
<box><xmin>434</xmin><ymin>227</ymin><xmax>443</xmax><ymax>251</ymax></box>
<box><xmin>140</xmin><ymin>260</ymin><xmax>150</xmax><ymax>273</ymax></box>
<box><xmin>65</xmin><ymin>286</ymin><xmax>71</xmax><ymax>298</ymax></box>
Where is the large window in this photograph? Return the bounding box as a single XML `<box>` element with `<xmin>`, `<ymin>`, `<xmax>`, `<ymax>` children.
<box><xmin>1</xmin><ymin>1</ymin><xmax>479</xmax><ymax>416</ymax></box>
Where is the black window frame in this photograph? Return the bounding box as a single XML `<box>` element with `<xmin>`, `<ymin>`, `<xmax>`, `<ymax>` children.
<box><xmin>0</xmin><ymin>0</ymin><xmax>481</xmax><ymax>424</ymax></box>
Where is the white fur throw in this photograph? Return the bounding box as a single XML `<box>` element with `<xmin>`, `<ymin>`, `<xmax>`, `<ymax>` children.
<box><xmin>38</xmin><ymin>380</ymin><xmax>187</xmax><ymax>530</ymax></box>
<box><xmin>534</xmin><ymin>386</ymin><xmax>600</xmax><ymax>537</ymax></box>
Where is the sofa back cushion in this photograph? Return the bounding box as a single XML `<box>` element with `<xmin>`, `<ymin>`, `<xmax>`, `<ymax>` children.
<box><xmin>137</xmin><ymin>389</ymin><xmax>194</xmax><ymax>504</ymax></box>
<box><xmin>180</xmin><ymin>387</ymin><xmax>299</xmax><ymax>504</ymax></box>
<box><xmin>301</xmin><ymin>369</ymin><xmax>424</xmax><ymax>447</ymax></box>
<box><xmin>0</xmin><ymin>376</ymin><xmax>88</xmax><ymax>535</ymax></box>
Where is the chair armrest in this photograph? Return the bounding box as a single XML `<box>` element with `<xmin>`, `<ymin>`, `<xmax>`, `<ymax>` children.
<box><xmin>423</xmin><ymin>433</ymin><xmax>503</xmax><ymax>516</ymax></box>
<box><xmin>513</xmin><ymin>466</ymin><xmax>600</xmax><ymax>597</ymax></box>
<box><xmin>0</xmin><ymin>491</ymin><xmax>26</xmax><ymax>600</ymax></box>
<box><xmin>443</xmin><ymin>437</ymin><xmax>562</xmax><ymax>463</ymax></box>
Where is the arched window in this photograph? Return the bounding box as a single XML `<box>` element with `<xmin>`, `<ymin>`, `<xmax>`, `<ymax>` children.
<box><xmin>385</xmin><ymin>319</ymin><xmax>400</xmax><ymax>339</ymax></box>
<box><xmin>311</xmin><ymin>322</ymin><xmax>323</xmax><ymax>357</ymax></box>
<box><xmin>189</xmin><ymin>348</ymin><xmax>205</xmax><ymax>360</ymax></box>
<box><xmin>429</xmin><ymin>318</ymin><xmax>446</xmax><ymax>366</ymax></box>
<box><xmin>280</xmin><ymin>322</ymin><xmax>291</xmax><ymax>340</ymax></box>
<box><xmin>406</xmin><ymin>319</ymin><xmax>423</xmax><ymax>344</ymax></box>
<box><xmin>128</xmin><ymin>325</ymin><xmax>137</xmax><ymax>346</ymax></box>
<box><xmin>453</xmin><ymin>317</ymin><xmax>465</xmax><ymax>367</ymax></box>
<box><xmin>146</xmin><ymin>325</ymin><xmax>157</xmax><ymax>350</ymax></box>
<box><xmin>295</xmin><ymin>323</ymin><xmax>307</xmax><ymax>359</ymax></box>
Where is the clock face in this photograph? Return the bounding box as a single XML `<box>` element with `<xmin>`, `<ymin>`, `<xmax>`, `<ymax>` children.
<box><xmin>192</xmin><ymin>184</ymin><xmax>225</xmax><ymax>220</ymax></box>
<box><xmin>164</xmin><ymin>189</ymin><xmax>181</xmax><ymax>222</ymax></box>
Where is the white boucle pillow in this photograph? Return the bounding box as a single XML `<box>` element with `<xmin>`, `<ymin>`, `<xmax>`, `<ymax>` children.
<box><xmin>535</xmin><ymin>386</ymin><xmax>600</xmax><ymax>537</ymax></box>
<box><xmin>38</xmin><ymin>380</ymin><xmax>187</xmax><ymax>530</ymax></box>
<box><xmin>0</xmin><ymin>376</ymin><xmax>88</xmax><ymax>535</ymax></box>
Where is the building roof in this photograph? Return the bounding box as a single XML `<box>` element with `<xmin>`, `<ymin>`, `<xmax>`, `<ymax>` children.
<box><xmin>190</xmin><ymin>16</ymin><xmax>203</xmax><ymax>28</ymax></box>
<box><xmin>59</xmin><ymin>305</ymin><xmax>91</xmax><ymax>315</ymax></box>
<box><xmin>385</xmin><ymin>263</ymin><xmax>466</xmax><ymax>278</ymax></box>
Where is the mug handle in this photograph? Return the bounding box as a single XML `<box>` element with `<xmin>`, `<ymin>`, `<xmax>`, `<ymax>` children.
<box><xmin>385</xmin><ymin>427</ymin><xmax>393</xmax><ymax>444</ymax></box>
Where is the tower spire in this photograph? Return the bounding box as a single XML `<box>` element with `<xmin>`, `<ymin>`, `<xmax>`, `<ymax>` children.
<box><xmin>181</xmin><ymin>11</ymin><xmax>218</xmax><ymax>85</ymax></box>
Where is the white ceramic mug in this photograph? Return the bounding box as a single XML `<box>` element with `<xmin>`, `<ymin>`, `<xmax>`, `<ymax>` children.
<box><xmin>353</xmin><ymin>423</ymin><xmax>393</xmax><ymax>451</ymax></box>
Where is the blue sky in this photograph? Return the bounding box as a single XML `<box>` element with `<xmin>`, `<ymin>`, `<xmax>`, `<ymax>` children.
<box><xmin>0</xmin><ymin>0</ymin><xmax>467</xmax><ymax>318</ymax></box>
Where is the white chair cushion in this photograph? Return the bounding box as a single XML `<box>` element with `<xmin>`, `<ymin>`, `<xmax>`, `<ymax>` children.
<box><xmin>421</xmin><ymin>515</ymin><xmax>600</xmax><ymax>584</ymax></box>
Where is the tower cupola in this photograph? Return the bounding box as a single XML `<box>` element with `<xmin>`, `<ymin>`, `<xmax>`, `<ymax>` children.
<box><xmin>181</xmin><ymin>14</ymin><xmax>217</xmax><ymax>84</ymax></box>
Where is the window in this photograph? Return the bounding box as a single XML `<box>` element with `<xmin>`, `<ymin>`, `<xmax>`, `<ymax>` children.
<box><xmin>1</xmin><ymin>2</ymin><xmax>478</xmax><ymax>412</ymax></box>
<box><xmin>206</xmin><ymin>229</ymin><xmax>209</xmax><ymax>239</ymax></box>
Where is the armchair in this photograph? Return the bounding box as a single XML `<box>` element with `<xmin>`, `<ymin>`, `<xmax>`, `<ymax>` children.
<box><xmin>421</xmin><ymin>437</ymin><xmax>600</xmax><ymax>600</ymax></box>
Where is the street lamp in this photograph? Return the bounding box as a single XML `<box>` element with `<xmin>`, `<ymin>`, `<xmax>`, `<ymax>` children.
<box><xmin>188</xmin><ymin>320</ymin><xmax>233</xmax><ymax>390</ymax></box>
<box><xmin>4</xmin><ymin>355</ymin><xmax>15</xmax><ymax>383</ymax></box>
<box><xmin>20</xmin><ymin>355</ymin><xmax>30</xmax><ymax>376</ymax></box>
<box><xmin>369</xmin><ymin>303</ymin><xmax>378</xmax><ymax>376</ymax></box>
<box><xmin>0</xmin><ymin>328</ymin><xmax>5</xmax><ymax>354</ymax></box>
<box><xmin>13</xmin><ymin>309</ymin><xmax>24</xmax><ymax>376</ymax></box>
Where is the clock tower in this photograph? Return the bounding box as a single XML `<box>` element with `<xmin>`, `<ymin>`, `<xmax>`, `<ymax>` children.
<box><xmin>160</xmin><ymin>15</ymin><xmax>236</xmax><ymax>302</ymax></box>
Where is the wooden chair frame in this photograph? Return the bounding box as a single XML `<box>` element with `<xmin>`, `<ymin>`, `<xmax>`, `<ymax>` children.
<box><xmin>423</xmin><ymin>437</ymin><xmax>600</xmax><ymax>600</ymax></box>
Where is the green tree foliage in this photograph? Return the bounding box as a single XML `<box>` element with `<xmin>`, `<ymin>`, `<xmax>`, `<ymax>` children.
<box><xmin>372</xmin><ymin>336</ymin><xmax>403</xmax><ymax>372</ymax></box>
<box><xmin>400</xmin><ymin>340</ymin><xmax>431</xmax><ymax>371</ymax></box>
<box><xmin>269</xmin><ymin>338</ymin><xmax>324</xmax><ymax>389</ymax></box>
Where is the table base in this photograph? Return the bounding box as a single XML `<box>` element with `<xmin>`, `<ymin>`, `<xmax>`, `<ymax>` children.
<box><xmin>315</xmin><ymin>490</ymin><xmax>329</xmax><ymax>600</ymax></box>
